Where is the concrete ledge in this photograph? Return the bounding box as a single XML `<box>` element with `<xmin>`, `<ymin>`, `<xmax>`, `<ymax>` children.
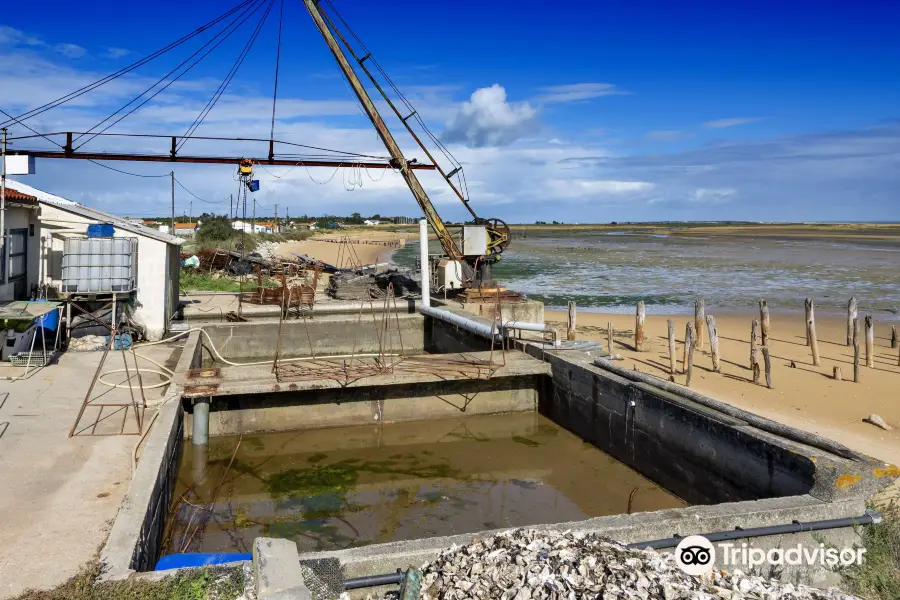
<box><xmin>300</xmin><ymin>494</ymin><xmax>866</xmax><ymax>588</ymax></box>
<box><xmin>254</xmin><ymin>538</ymin><xmax>312</xmax><ymax>600</ymax></box>
<box><xmin>100</xmin><ymin>334</ymin><xmax>197</xmax><ymax>579</ymax></box>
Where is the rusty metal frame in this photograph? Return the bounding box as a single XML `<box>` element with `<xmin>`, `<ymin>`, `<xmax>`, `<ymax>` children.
<box><xmin>68</xmin><ymin>299</ymin><xmax>146</xmax><ymax>437</ymax></box>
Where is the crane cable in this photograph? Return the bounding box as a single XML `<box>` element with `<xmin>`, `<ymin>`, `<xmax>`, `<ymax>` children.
<box><xmin>177</xmin><ymin>0</ymin><xmax>277</xmax><ymax>152</ymax></box>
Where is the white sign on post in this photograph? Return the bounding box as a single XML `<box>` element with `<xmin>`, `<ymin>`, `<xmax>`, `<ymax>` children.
<box><xmin>3</xmin><ymin>155</ymin><xmax>35</xmax><ymax>175</ymax></box>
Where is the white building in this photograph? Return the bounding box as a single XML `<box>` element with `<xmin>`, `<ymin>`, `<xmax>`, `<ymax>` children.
<box><xmin>364</xmin><ymin>219</ymin><xmax>381</xmax><ymax>226</ymax></box>
<box><xmin>232</xmin><ymin>220</ymin><xmax>280</xmax><ymax>234</ymax></box>
<box><xmin>2</xmin><ymin>179</ymin><xmax>183</xmax><ymax>341</ymax></box>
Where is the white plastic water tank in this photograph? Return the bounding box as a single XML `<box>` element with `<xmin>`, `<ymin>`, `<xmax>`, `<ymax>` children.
<box><xmin>62</xmin><ymin>236</ymin><xmax>137</xmax><ymax>294</ymax></box>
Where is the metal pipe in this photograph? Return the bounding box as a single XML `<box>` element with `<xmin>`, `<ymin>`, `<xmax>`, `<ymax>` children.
<box><xmin>419</xmin><ymin>219</ymin><xmax>430</xmax><ymax>307</ymax></box>
<box><xmin>500</xmin><ymin>320</ymin><xmax>553</xmax><ymax>332</ymax></box>
<box><xmin>340</xmin><ymin>511</ymin><xmax>881</xmax><ymax>589</ymax></box>
<box><xmin>192</xmin><ymin>398</ymin><xmax>210</xmax><ymax>445</ymax></box>
<box><xmin>628</xmin><ymin>510</ymin><xmax>881</xmax><ymax>550</ymax></box>
<box><xmin>344</xmin><ymin>572</ymin><xmax>404</xmax><ymax>590</ymax></box>
<box><xmin>419</xmin><ymin>305</ymin><xmax>498</xmax><ymax>341</ymax></box>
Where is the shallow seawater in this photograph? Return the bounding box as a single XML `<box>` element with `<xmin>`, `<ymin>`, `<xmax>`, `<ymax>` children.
<box><xmin>165</xmin><ymin>413</ymin><xmax>686</xmax><ymax>554</ymax></box>
<box><xmin>391</xmin><ymin>233</ymin><xmax>900</xmax><ymax>316</ymax></box>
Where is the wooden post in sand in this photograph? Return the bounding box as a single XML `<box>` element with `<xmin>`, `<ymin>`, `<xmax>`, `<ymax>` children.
<box><xmin>750</xmin><ymin>319</ymin><xmax>761</xmax><ymax>385</ymax></box>
<box><xmin>566</xmin><ymin>301</ymin><xmax>576</xmax><ymax>341</ymax></box>
<box><xmin>804</xmin><ymin>298</ymin><xmax>812</xmax><ymax>346</ymax></box>
<box><xmin>761</xmin><ymin>346</ymin><xmax>772</xmax><ymax>389</ymax></box>
<box><xmin>694</xmin><ymin>298</ymin><xmax>705</xmax><ymax>350</ymax></box>
<box><xmin>806</xmin><ymin>298</ymin><xmax>820</xmax><ymax>366</ymax></box>
<box><xmin>635</xmin><ymin>301</ymin><xmax>646</xmax><ymax>351</ymax></box>
<box><xmin>865</xmin><ymin>315</ymin><xmax>874</xmax><ymax>368</ymax></box>
<box><xmin>683</xmin><ymin>322</ymin><xmax>692</xmax><ymax>374</ymax></box>
<box><xmin>892</xmin><ymin>325</ymin><xmax>897</xmax><ymax>349</ymax></box>
<box><xmin>706</xmin><ymin>315</ymin><xmax>720</xmax><ymax>372</ymax></box>
<box><xmin>852</xmin><ymin>318</ymin><xmax>861</xmax><ymax>383</ymax></box>
<box><xmin>685</xmin><ymin>321</ymin><xmax>696</xmax><ymax>386</ymax></box>
<box><xmin>833</xmin><ymin>366</ymin><xmax>842</xmax><ymax>381</ymax></box>
<box><xmin>667</xmin><ymin>320</ymin><xmax>676</xmax><ymax>375</ymax></box>
<box><xmin>607</xmin><ymin>322</ymin><xmax>614</xmax><ymax>354</ymax></box>
<box><xmin>847</xmin><ymin>297</ymin><xmax>858</xmax><ymax>346</ymax></box>
<box><xmin>759</xmin><ymin>300</ymin><xmax>770</xmax><ymax>347</ymax></box>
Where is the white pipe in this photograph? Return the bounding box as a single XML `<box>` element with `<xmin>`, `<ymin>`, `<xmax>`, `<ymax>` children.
<box><xmin>419</xmin><ymin>305</ymin><xmax>497</xmax><ymax>340</ymax></box>
<box><xmin>419</xmin><ymin>219</ymin><xmax>430</xmax><ymax>307</ymax></box>
<box><xmin>499</xmin><ymin>320</ymin><xmax>554</xmax><ymax>332</ymax></box>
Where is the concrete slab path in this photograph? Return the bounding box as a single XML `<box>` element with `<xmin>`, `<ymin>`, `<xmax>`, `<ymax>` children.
<box><xmin>0</xmin><ymin>344</ymin><xmax>180</xmax><ymax>599</ymax></box>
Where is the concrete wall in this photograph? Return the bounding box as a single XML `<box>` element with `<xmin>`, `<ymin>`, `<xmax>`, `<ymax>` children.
<box><xmin>200</xmin><ymin>313</ymin><xmax>426</xmax><ymax>360</ymax></box>
<box><xmin>183</xmin><ymin>374</ymin><xmax>541</xmax><ymax>437</ymax></box>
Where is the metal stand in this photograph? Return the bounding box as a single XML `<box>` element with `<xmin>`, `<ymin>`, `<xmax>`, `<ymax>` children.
<box><xmin>68</xmin><ymin>295</ymin><xmax>146</xmax><ymax>437</ymax></box>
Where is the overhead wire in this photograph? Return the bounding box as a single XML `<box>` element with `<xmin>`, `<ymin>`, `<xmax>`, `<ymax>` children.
<box><xmin>269</xmin><ymin>0</ymin><xmax>286</xmax><ymax>147</ymax></box>
<box><xmin>177</xmin><ymin>0</ymin><xmax>277</xmax><ymax>151</ymax></box>
<box><xmin>0</xmin><ymin>0</ymin><xmax>258</xmax><ymax>129</ymax></box>
<box><xmin>73</xmin><ymin>0</ymin><xmax>269</xmax><ymax>151</ymax></box>
<box><xmin>174</xmin><ymin>178</ymin><xmax>227</xmax><ymax>204</ymax></box>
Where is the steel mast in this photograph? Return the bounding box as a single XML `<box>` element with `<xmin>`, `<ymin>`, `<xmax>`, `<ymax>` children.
<box><xmin>300</xmin><ymin>0</ymin><xmax>466</xmax><ymax>265</ymax></box>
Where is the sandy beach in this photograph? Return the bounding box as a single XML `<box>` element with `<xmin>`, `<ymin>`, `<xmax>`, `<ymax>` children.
<box><xmin>276</xmin><ymin>230</ymin><xmax>416</xmax><ymax>268</ymax></box>
<box><xmin>546</xmin><ymin>308</ymin><xmax>900</xmax><ymax>478</ymax></box>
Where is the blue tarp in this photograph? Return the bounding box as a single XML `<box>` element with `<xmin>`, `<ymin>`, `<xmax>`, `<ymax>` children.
<box><xmin>155</xmin><ymin>552</ymin><xmax>252</xmax><ymax>571</ymax></box>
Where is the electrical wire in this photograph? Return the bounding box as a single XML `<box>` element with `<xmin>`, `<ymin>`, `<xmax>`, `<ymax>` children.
<box><xmin>177</xmin><ymin>0</ymin><xmax>277</xmax><ymax>151</ymax></box>
<box><xmin>74</xmin><ymin>0</ymin><xmax>268</xmax><ymax>151</ymax></box>
<box><xmin>174</xmin><ymin>178</ymin><xmax>227</xmax><ymax>204</ymax></box>
<box><xmin>0</xmin><ymin>0</ymin><xmax>258</xmax><ymax>129</ymax></box>
<box><xmin>269</xmin><ymin>0</ymin><xmax>285</xmax><ymax>147</ymax></box>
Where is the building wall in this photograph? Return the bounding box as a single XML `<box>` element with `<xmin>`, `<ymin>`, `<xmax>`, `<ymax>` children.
<box><xmin>37</xmin><ymin>203</ymin><xmax>177</xmax><ymax>340</ymax></box>
<box><xmin>0</xmin><ymin>205</ymin><xmax>40</xmax><ymax>301</ymax></box>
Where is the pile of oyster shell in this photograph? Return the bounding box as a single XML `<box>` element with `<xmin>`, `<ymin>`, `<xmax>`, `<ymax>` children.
<box><xmin>415</xmin><ymin>529</ymin><xmax>858</xmax><ymax>600</ymax></box>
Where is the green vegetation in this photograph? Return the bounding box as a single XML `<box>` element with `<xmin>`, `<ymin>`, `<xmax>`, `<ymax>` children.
<box><xmin>180</xmin><ymin>270</ymin><xmax>244</xmax><ymax>293</ymax></box>
<box><xmin>12</xmin><ymin>561</ymin><xmax>244</xmax><ymax>600</ymax></box>
<box><xmin>841</xmin><ymin>503</ymin><xmax>900</xmax><ymax>600</ymax></box>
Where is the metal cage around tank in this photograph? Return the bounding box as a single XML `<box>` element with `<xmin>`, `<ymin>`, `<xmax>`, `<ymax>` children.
<box><xmin>61</xmin><ymin>236</ymin><xmax>138</xmax><ymax>294</ymax></box>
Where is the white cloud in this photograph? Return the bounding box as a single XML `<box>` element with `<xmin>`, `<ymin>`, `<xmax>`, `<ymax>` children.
<box><xmin>54</xmin><ymin>43</ymin><xmax>86</xmax><ymax>58</ymax></box>
<box><xmin>0</xmin><ymin>25</ymin><xmax>87</xmax><ymax>58</ymax></box>
<box><xmin>545</xmin><ymin>179</ymin><xmax>655</xmax><ymax>199</ymax></box>
<box><xmin>703</xmin><ymin>117</ymin><xmax>762</xmax><ymax>128</ymax></box>
<box><xmin>691</xmin><ymin>188</ymin><xmax>737</xmax><ymax>204</ymax></box>
<box><xmin>442</xmin><ymin>85</ymin><xmax>538</xmax><ymax>148</ymax></box>
<box><xmin>106</xmin><ymin>47</ymin><xmax>131</xmax><ymax>59</ymax></box>
<box><xmin>535</xmin><ymin>82</ymin><xmax>627</xmax><ymax>104</ymax></box>
<box><xmin>646</xmin><ymin>130</ymin><xmax>689</xmax><ymax>142</ymax></box>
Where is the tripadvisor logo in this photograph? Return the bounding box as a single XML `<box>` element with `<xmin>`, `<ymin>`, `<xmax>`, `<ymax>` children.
<box><xmin>674</xmin><ymin>535</ymin><xmax>867</xmax><ymax>576</ymax></box>
<box><xmin>675</xmin><ymin>536</ymin><xmax>716</xmax><ymax>576</ymax></box>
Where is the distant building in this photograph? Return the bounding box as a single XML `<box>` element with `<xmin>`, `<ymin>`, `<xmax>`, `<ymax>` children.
<box><xmin>231</xmin><ymin>220</ymin><xmax>280</xmax><ymax>234</ymax></box>
<box><xmin>391</xmin><ymin>216</ymin><xmax>418</xmax><ymax>225</ymax></box>
<box><xmin>173</xmin><ymin>222</ymin><xmax>198</xmax><ymax>237</ymax></box>
<box><xmin>363</xmin><ymin>219</ymin><xmax>381</xmax><ymax>226</ymax></box>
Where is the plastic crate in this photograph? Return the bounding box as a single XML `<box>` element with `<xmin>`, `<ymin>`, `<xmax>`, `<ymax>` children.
<box><xmin>61</xmin><ymin>237</ymin><xmax>138</xmax><ymax>293</ymax></box>
<box><xmin>87</xmin><ymin>223</ymin><xmax>115</xmax><ymax>237</ymax></box>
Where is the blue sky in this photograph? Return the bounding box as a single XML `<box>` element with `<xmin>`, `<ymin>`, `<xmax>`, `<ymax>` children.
<box><xmin>1</xmin><ymin>0</ymin><xmax>899</xmax><ymax>222</ymax></box>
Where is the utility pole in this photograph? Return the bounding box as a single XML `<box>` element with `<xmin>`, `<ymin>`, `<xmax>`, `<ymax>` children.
<box><xmin>170</xmin><ymin>171</ymin><xmax>174</xmax><ymax>234</ymax></box>
<box><xmin>0</xmin><ymin>128</ymin><xmax>6</xmax><ymax>284</ymax></box>
<box><xmin>189</xmin><ymin>200</ymin><xmax>193</xmax><ymax>223</ymax></box>
<box><xmin>274</xmin><ymin>203</ymin><xmax>278</xmax><ymax>233</ymax></box>
<box><xmin>252</xmin><ymin>198</ymin><xmax>256</xmax><ymax>233</ymax></box>
<box><xmin>286</xmin><ymin>207</ymin><xmax>289</xmax><ymax>230</ymax></box>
